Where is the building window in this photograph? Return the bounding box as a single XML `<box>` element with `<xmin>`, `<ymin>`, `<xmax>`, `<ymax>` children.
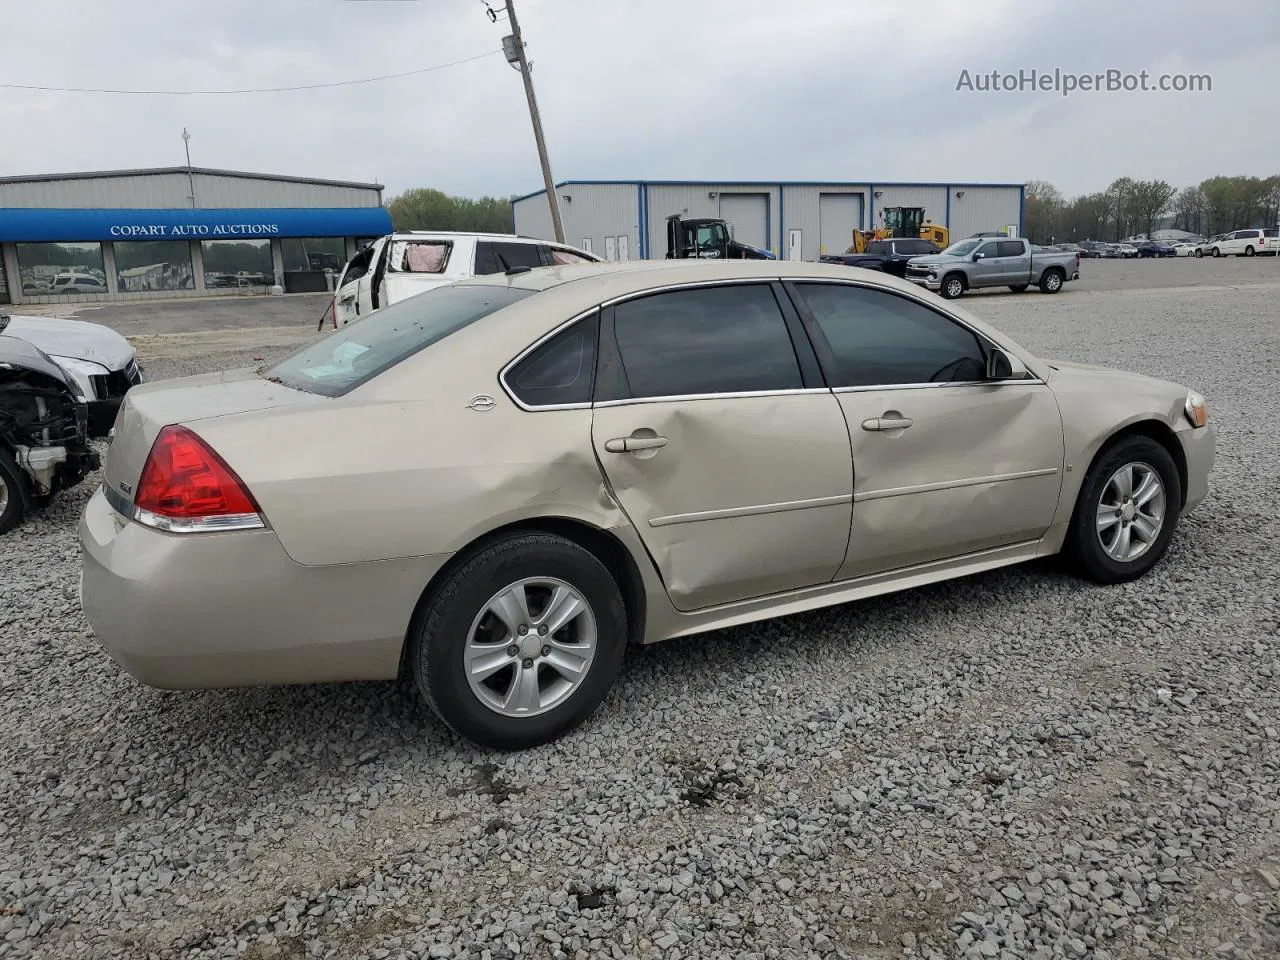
<box><xmin>15</xmin><ymin>242</ymin><xmax>106</xmax><ymax>297</ymax></box>
<box><xmin>113</xmin><ymin>240</ymin><xmax>195</xmax><ymax>293</ymax></box>
<box><xmin>282</xmin><ymin>237</ymin><xmax>346</xmax><ymax>273</ymax></box>
<box><xmin>201</xmin><ymin>239</ymin><xmax>274</xmax><ymax>288</ymax></box>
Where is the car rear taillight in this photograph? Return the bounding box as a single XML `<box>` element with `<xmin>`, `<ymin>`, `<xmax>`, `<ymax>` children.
<box><xmin>133</xmin><ymin>425</ymin><xmax>264</xmax><ymax>533</ymax></box>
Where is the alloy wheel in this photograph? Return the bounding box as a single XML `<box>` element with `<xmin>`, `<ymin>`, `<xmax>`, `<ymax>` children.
<box><xmin>464</xmin><ymin>577</ymin><xmax>598</xmax><ymax>718</ymax></box>
<box><xmin>1095</xmin><ymin>462</ymin><xmax>1166</xmax><ymax>562</ymax></box>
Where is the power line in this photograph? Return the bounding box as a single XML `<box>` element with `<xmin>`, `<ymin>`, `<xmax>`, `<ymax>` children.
<box><xmin>0</xmin><ymin>51</ymin><xmax>501</xmax><ymax>96</ymax></box>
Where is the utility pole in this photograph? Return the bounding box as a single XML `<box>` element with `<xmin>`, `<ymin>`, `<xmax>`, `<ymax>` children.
<box><xmin>499</xmin><ymin>0</ymin><xmax>564</xmax><ymax>243</ymax></box>
<box><xmin>182</xmin><ymin>128</ymin><xmax>197</xmax><ymax>208</ymax></box>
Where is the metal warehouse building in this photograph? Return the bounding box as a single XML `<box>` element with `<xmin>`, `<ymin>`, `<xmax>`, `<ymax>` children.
<box><xmin>0</xmin><ymin>167</ymin><xmax>392</xmax><ymax>305</ymax></box>
<box><xmin>513</xmin><ymin>180</ymin><xmax>1024</xmax><ymax>261</ymax></box>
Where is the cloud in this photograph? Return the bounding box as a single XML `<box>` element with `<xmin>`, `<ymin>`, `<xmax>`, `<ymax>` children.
<box><xmin>0</xmin><ymin>0</ymin><xmax>1275</xmax><ymax>201</ymax></box>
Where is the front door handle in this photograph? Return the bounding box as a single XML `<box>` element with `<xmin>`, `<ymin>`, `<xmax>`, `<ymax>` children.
<box><xmin>861</xmin><ymin>416</ymin><xmax>914</xmax><ymax>432</ymax></box>
<box><xmin>604</xmin><ymin>435</ymin><xmax>669</xmax><ymax>453</ymax></box>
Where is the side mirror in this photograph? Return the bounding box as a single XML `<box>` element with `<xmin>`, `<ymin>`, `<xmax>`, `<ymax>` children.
<box><xmin>972</xmin><ymin>252</ymin><xmax>984</xmax><ymax>261</ymax></box>
<box><xmin>986</xmin><ymin>347</ymin><xmax>1029</xmax><ymax>381</ymax></box>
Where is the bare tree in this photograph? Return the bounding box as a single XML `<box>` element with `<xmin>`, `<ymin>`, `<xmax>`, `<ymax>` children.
<box><xmin>1023</xmin><ymin>180</ymin><xmax>1064</xmax><ymax>243</ymax></box>
<box><xmin>1171</xmin><ymin>186</ymin><xmax>1204</xmax><ymax>234</ymax></box>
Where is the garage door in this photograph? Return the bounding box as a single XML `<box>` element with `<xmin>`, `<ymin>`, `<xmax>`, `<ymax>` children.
<box><xmin>819</xmin><ymin>193</ymin><xmax>864</xmax><ymax>256</ymax></box>
<box><xmin>719</xmin><ymin>194</ymin><xmax>768</xmax><ymax>252</ymax></box>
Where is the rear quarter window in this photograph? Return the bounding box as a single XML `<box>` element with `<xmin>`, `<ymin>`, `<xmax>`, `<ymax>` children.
<box><xmin>266</xmin><ymin>284</ymin><xmax>532</xmax><ymax>397</ymax></box>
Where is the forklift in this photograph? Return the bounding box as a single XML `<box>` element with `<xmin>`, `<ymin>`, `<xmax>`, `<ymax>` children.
<box><xmin>665</xmin><ymin>214</ymin><xmax>775</xmax><ymax>260</ymax></box>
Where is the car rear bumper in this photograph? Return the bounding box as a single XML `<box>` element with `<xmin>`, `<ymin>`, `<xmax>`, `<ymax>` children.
<box><xmin>1177</xmin><ymin>423</ymin><xmax>1216</xmax><ymax>515</ymax></box>
<box><xmin>78</xmin><ymin>486</ymin><xmax>450</xmax><ymax>689</ymax></box>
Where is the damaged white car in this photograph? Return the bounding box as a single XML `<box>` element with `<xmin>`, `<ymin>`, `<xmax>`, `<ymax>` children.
<box><xmin>0</xmin><ymin>334</ymin><xmax>101</xmax><ymax>534</ymax></box>
<box><xmin>0</xmin><ymin>313</ymin><xmax>144</xmax><ymax>438</ymax></box>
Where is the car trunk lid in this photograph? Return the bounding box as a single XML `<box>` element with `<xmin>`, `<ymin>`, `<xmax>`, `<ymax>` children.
<box><xmin>103</xmin><ymin>368</ymin><xmax>323</xmax><ymax>508</ymax></box>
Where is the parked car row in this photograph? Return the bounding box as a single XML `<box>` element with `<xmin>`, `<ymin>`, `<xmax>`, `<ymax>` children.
<box><xmin>1047</xmin><ymin>228</ymin><xmax>1279</xmax><ymax>259</ymax></box>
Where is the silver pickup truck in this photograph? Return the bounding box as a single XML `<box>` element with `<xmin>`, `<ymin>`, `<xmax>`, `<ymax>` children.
<box><xmin>905</xmin><ymin>237</ymin><xmax>1080</xmax><ymax>300</ymax></box>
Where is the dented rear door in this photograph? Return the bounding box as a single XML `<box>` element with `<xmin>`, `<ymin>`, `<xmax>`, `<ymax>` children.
<box><xmin>589</xmin><ymin>282</ymin><xmax>853</xmax><ymax>612</ymax></box>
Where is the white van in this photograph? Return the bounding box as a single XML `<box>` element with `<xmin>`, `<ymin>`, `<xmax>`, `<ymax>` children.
<box><xmin>332</xmin><ymin>232</ymin><xmax>602</xmax><ymax>325</ymax></box>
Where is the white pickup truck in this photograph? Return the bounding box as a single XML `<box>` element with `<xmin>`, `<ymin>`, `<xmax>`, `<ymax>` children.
<box><xmin>333</xmin><ymin>232</ymin><xmax>602</xmax><ymax>325</ymax></box>
<box><xmin>904</xmin><ymin>236</ymin><xmax>1080</xmax><ymax>300</ymax></box>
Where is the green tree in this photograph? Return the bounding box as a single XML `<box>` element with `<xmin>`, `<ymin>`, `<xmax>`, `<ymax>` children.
<box><xmin>1127</xmin><ymin>179</ymin><xmax>1176</xmax><ymax>238</ymax></box>
<box><xmin>387</xmin><ymin>188</ymin><xmax>514</xmax><ymax>233</ymax></box>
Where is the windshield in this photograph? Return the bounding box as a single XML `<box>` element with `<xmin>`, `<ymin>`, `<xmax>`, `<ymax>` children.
<box><xmin>940</xmin><ymin>239</ymin><xmax>981</xmax><ymax>257</ymax></box>
<box><xmin>265</xmin><ymin>283</ymin><xmax>533</xmax><ymax>397</ymax></box>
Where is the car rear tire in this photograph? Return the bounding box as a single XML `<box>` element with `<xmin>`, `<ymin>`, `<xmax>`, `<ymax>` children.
<box><xmin>410</xmin><ymin>532</ymin><xmax>627</xmax><ymax>750</ymax></box>
<box><xmin>0</xmin><ymin>449</ymin><xmax>28</xmax><ymax>535</ymax></box>
<box><xmin>940</xmin><ymin>274</ymin><xmax>965</xmax><ymax>299</ymax></box>
<box><xmin>1008</xmin><ymin>284</ymin><xmax>1029</xmax><ymax>293</ymax></box>
<box><xmin>1244</xmin><ymin>245</ymin><xmax>1256</xmax><ymax>257</ymax></box>
<box><xmin>1039</xmin><ymin>269</ymin><xmax>1065</xmax><ymax>294</ymax></box>
<box><xmin>1065</xmin><ymin>436</ymin><xmax>1182</xmax><ymax>585</ymax></box>
<box><xmin>1211</xmin><ymin>247</ymin><xmax>1221</xmax><ymax>257</ymax></box>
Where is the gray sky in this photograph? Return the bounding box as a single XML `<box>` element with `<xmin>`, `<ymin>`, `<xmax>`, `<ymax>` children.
<box><xmin>3</xmin><ymin>0</ymin><xmax>1277</xmax><ymax>201</ymax></box>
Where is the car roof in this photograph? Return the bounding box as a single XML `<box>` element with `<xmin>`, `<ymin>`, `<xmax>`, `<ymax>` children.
<box><xmin>394</xmin><ymin>231</ymin><xmax>562</xmax><ymax>243</ymax></box>
<box><xmin>453</xmin><ymin>258</ymin><xmax>938</xmax><ymax>301</ymax></box>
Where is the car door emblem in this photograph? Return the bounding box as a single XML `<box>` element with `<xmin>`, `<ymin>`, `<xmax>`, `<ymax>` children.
<box><xmin>468</xmin><ymin>395</ymin><xmax>496</xmax><ymax>412</ymax></box>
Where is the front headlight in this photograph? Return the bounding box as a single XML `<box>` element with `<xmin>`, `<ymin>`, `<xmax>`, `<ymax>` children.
<box><xmin>1184</xmin><ymin>391</ymin><xmax>1208</xmax><ymax>428</ymax></box>
<box><xmin>49</xmin><ymin>356</ymin><xmax>110</xmax><ymax>401</ymax></box>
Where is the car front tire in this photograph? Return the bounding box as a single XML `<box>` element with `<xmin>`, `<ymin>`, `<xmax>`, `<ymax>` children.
<box><xmin>1065</xmin><ymin>436</ymin><xmax>1182</xmax><ymax>585</ymax></box>
<box><xmin>940</xmin><ymin>274</ymin><xmax>965</xmax><ymax>299</ymax></box>
<box><xmin>1244</xmin><ymin>245</ymin><xmax>1256</xmax><ymax>257</ymax></box>
<box><xmin>411</xmin><ymin>532</ymin><xmax>627</xmax><ymax>750</ymax></box>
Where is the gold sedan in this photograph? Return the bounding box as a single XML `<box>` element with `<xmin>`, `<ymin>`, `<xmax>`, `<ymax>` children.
<box><xmin>80</xmin><ymin>261</ymin><xmax>1215</xmax><ymax>749</ymax></box>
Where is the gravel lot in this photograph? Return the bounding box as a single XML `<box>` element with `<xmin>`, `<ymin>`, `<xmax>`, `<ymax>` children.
<box><xmin>2</xmin><ymin>270</ymin><xmax>1278</xmax><ymax>960</ymax></box>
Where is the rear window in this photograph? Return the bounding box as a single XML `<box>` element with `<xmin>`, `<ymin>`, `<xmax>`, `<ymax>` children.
<box><xmin>388</xmin><ymin>239</ymin><xmax>451</xmax><ymax>274</ymax></box>
<box><xmin>866</xmin><ymin>241</ymin><xmax>888</xmax><ymax>255</ymax></box>
<box><xmin>265</xmin><ymin>284</ymin><xmax>532</xmax><ymax>397</ymax></box>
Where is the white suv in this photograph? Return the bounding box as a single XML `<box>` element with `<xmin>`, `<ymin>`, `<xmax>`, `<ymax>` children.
<box><xmin>333</xmin><ymin>232</ymin><xmax>602</xmax><ymax>326</ymax></box>
<box><xmin>1207</xmin><ymin>228</ymin><xmax>1279</xmax><ymax>257</ymax></box>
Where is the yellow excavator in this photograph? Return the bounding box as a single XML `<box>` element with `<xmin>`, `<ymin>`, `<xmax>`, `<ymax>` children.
<box><xmin>847</xmin><ymin>206</ymin><xmax>949</xmax><ymax>253</ymax></box>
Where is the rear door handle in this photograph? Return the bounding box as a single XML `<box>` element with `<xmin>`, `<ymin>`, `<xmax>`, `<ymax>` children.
<box><xmin>604</xmin><ymin>435</ymin><xmax>669</xmax><ymax>453</ymax></box>
<box><xmin>861</xmin><ymin>416</ymin><xmax>913</xmax><ymax>432</ymax></box>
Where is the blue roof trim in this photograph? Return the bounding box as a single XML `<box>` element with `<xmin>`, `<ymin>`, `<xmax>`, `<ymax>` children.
<box><xmin>0</xmin><ymin>207</ymin><xmax>392</xmax><ymax>243</ymax></box>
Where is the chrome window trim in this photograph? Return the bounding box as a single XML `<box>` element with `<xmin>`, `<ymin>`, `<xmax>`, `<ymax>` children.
<box><xmin>500</xmin><ymin>275</ymin><xmax>1045</xmax><ymax>411</ymax></box>
<box><xmin>498</xmin><ymin>307</ymin><xmax>601</xmax><ymax>413</ymax></box>
<box><xmin>595</xmin><ymin>388</ymin><xmax>831</xmax><ymax>409</ymax></box>
<box><xmin>833</xmin><ymin>378</ymin><xmax>1045</xmax><ymax>394</ymax></box>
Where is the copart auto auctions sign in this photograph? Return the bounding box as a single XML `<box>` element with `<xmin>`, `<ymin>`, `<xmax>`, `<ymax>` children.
<box><xmin>108</xmin><ymin>223</ymin><xmax>282</xmax><ymax>238</ymax></box>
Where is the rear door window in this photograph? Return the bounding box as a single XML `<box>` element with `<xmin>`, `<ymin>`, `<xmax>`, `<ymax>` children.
<box><xmin>997</xmin><ymin>240</ymin><xmax>1025</xmax><ymax>257</ymax></box>
<box><xmin>475</xmin><ymin>242</ymin><xmax>544</xmax><ymax>275</ymax></box>
<box><xmin>266</xmin><ymin>284</ymin><xmax>532</xmax><ymax>397</ymax></box>
<box><xmin>609</xmin><ymin>284</ymin><xmax>803</xmax><ymax>399</ymax></box>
